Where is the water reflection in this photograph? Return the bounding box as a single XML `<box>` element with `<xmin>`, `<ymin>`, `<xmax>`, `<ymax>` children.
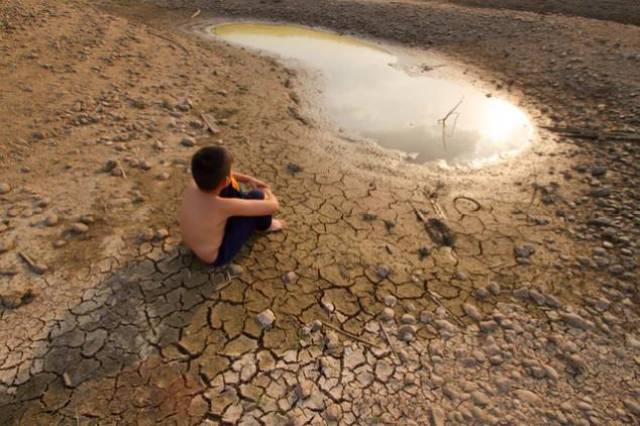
<box><xmin>212</xmin><ymin>23</ymin><xmax>533</xmax><ymax>165</ymax></box>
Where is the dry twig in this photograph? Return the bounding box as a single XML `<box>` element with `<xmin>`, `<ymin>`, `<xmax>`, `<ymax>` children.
<box><xmin>378</xmin><ymin>320</ymin><xmax>400</xmax><ymax>362</ymax></box>
<box><xmin>437</xmin><ymin>96</ymin><xmax>464</xmax><ymax>151</ymax></box>
<box><xmin>322</xmin><ymin>321</ymin><xmax>380</xmax><ymax>348</ymax></box>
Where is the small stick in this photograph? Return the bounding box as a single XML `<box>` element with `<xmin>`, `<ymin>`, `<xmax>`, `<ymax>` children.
<box><xmin>437</xmin><ymin>96</ymin><xmax>464</xmax><ymax>151</ymax></box>
<box><xmin>322</xmin><ymin>320</ymin><xmax>380</xmax><ymax>348</ymax></box>
<box><xmin>147</xmin><ymin>29</ymin><xmax>189</xmax><ymax>55</ymax></box>
<box><xmin>116</xmin><ymin>160</ymin><xmax>126</xmax><ymax>179</ymax></box>
<box><xmin>200</xmin><ymin>113</ymin><xmax>220</xmax><ymax>135</ymax></box>
<box><xmin>191</xmin><ymin>9</ymin><xmax>201</xmax><ymax>19</ymax></box>
<box><xmin>18</xmin><ymin>252</ymin><xmax>47</xmax><ymax>274</ymax></box>
<box><xmin>429</xmin><ymin>197</ymin><xmax>447</xmax><ymax>221</ymax></box>
<box><xmin>427</xmin><ymin>289</ymin><xmax>465</xmax><ymax>327</ymax></box>
<box><xmin>378</xmin><ymin>320</ymin><xmax>400</xmax><ymax>362</ymax></box>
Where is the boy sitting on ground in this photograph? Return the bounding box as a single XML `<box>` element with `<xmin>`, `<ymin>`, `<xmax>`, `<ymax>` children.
<box><xmin>180</xmin><ymin>146</ymin><xmax>284</xmax><ymax>266</ymax></box>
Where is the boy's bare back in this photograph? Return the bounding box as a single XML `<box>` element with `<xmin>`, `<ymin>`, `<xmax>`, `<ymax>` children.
<box><xmin>180</xmin><ymin>179</ymin><xmax>280</xmax><ymax>263</ymax></box>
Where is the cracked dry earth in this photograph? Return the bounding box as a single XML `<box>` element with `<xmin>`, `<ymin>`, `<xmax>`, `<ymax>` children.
<box><xmin>1</xmin><ymin>0</ymin><xmax>640</xmax><ymax>425</ymax></box>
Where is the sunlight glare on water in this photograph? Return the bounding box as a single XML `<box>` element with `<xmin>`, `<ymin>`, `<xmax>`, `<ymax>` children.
<box><xmin>212</xmin><ymin>23</ymin><xmax>533</xmax><ymax>165</ymax></box>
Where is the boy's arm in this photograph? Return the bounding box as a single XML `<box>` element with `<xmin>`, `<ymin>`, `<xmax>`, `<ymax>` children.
<box><xmin>232</xmin><ymin>171</ymin><xmax>268</xmax><ymax>188</ymax></box>
<box><xmin>221</xmin><ymin>193</ymin><xmax>279</xmax><ymax>217</ymax></box>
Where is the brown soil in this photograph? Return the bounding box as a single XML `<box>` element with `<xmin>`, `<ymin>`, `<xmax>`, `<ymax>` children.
<box><xmin>0</xmin><ymin>0</ymin><xmax>638</xmax><ymax>424</ymax></box>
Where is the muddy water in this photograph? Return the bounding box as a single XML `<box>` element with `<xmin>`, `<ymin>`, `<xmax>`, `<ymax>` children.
<box><xmin>212</xmin><ymin>23</ymin><xmax>533</xmax><ymax>165</ymax></box>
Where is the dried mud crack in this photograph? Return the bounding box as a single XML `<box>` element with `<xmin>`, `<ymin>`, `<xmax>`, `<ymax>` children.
<box><xmin>0</xmin><ymin>0</ymin><xmax>639</xmax><ymax>425</ymax></box>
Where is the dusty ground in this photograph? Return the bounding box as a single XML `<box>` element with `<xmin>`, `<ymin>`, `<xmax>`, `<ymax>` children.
<box><xmin>0</xmin><ymin>0</ymin><xmax>639</xmax><ymax>424</ymax></box>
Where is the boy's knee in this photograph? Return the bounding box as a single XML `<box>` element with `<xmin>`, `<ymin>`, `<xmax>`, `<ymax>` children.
<box><xmin>246</xmin><ymin>189</ymin><xmax>264</xmax><ymax>200</ymax></box>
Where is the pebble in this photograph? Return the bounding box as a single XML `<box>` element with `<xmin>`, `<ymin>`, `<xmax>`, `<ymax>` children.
<box><xmin>79</xmin><ymin>214</ymin><xmax>94</xmax><ymax>225</ymax></box>
<box><xmin>53</xmin><ymin>240</ymin><xmax>67</xmax><ymax>248</ymax></box>
<box><xmin>398</xmin><ymin>325</ymin><xmax>416</xmax><ymax>342</ymax></box>
<box><xmin>0</xmin><ymin>183</ymin><xmax>11</xmax><ymax>194</ymax></box>
<box><xmin>514</xmin><ymin>389</ymin><xmax>542</xmax><ymax>404</ymax></box>
<box><xmin>138</xmin><ymin>228</ymin><xmax>155</xmax><ymax>242</ymax></box>
<box><xmin>560</xmin><ymin>312</ymin><xmax>594</xmax><ymax>330</ymax></box>
<box><xmin>44</xmin><ymin>213</ymin><xmax>59</xmax><ymax>227</ymax></box>
<box><xmin>383</xmin><ymin>295</ymin><xmax>397</xmax><ymax>307</ymax></box>
<box><xmin>400</xmin><ymin>313</ymin><xmax>416</xmax><ymax>325</ymax></box>
<box><xmin>286</xmin><ymin>163</ymin><xmax>302</xmax><ymax>173</ymax></box>
<box><xmin>463</xmin><ymin>303</ymin><xmax>482</xmax><ymax>321</ymax></box>
<box><xmin>376</xmin><ymin>264</ymin><xmax>391</xmax><ymax>279</ymax></box>
<box><xmin>488</xmin><ymin>281</ymin><xmax>500</xmax><ymax>295</ymax></box>
<box><xmin>181</xmin><ymin>136</ymin><xmax>196</xmax><ymax>147</ymax></box>
<box><xmin>590</xmin><ymin>165</ymin><xmax>607</xmax><ymax>177</ymax></box>
<box><xmin>565</xmin><ymin>354</ymin><xmax>587</xmax><ymax>373</ymax></box>
<box><xmin>282</xmin><ymin>271</ymin><xmax>298</xmax><ymax>284</ymax></box>
<box><xmin>155</xmin><ymin>228</ymin><xmax>169</xmax><ymax>240</ymax></box>
<box><xmin>379</xmin><ymin>307</ymin><xmax>395</xmax><ymax>321</ymax></box>
<box><xmin>479</xmin><ymin>320</ymin><xmax>498</xmax><ymax>333</ymax></box>
<box><xmin>256</xmin><ymin>309</ymin><xmax>275</xmax><ymax>328</ymax></box>
<box><xmin>420</xmin><ymin>310</ymin><xmax>433</xmax><ymax>323</ymax></box>
<box><xmin>310</xmin><ymin>319</ymin><xmax>323</xmax><ymax>332</ymax></box>
<box><xmin>70</xmin><ymin>222</ymin><xmax>89</xmax><ymax>234</ymax></box>
<box><xmin>228</xmin><ymin>264</ymin><xmax>243</xmax><ymax>275</ymax></box>
<box><xmin>471</xmin><ymin>390</ymin><xmax>490</xmax><ymax>406</ymax></box>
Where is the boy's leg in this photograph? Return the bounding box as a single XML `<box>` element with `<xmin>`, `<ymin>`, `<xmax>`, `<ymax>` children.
<box><xmin>244</xmin><ymin>189</ymin><xmax>272</xmax><ymax>231</ymax></box>
<box><xmin>213</xmin><ymin>189</ymin><xmax>272</xmax><ymax>266</ymax></box>
<box><xmin>213</xmin><ymin>216</ymin><xmax>260</xmax><ymax>266</ymax></box>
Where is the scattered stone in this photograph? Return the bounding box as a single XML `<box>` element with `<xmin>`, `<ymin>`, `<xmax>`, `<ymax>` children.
<box><xmin>590</xmin><ymin>165</ymin><xmax>607</xmax><ymax>177</ymax></box>
<box><xmin>515</xmin><ymin>244</ymin><xmax>536</xmax><ymax>260</ymax></box>
<box><xmin>228</xmin><ymin>263</ymin><xmax>243</xmax><ymax>275</ymax></box>
<box><xmin>379</xmin><ymin>307</ymin><xmax>395</xmax><ymax>321</ymax></box>
<box><xmin>400</xmin><ymin>313</ymin><xmax>416</xmax><ymax>325</ymax></box>
<box><xmin>0</xmin><ymin>289</ymin><xmax>34</xmax><ymax>309</ymax></box>
<box><xmin>488</xmin><ymin>281</ymin><xmax>500</xmax><ymax>295</ymax></box>
<box><xmin>383</xmin><ymin>295</ymin><xmax>397</xmax><ymax>307</ymax></box>
<box><xmin>53</xmin><ymin>240</ymin><xmax>67</xmax><ymax>248</ymax></box>
<box><xmin>565</xmin><ymin>354</ymin><xmax>588</xmax><ymax>373</ymax></box>
<box><xmin>463</xmin><ymin>303</ymin><xmax>482</xmax><ymax>321</ymax></box>
<box><xmin>287</xmin><ymin>163</ymin><xmax>302</xmax><ymax>174</ymax></box>
<box><xmin>310</xmin><ymin>319</ymin><xmax>323</xmax><ymax>332</ymax></box>
<box><xmin>155</xmin><ymin>228</ymin><xmax>169</xmax><ymax>240</ymax></box>
<box><xmin>514</xmin><ymin>389</ymin><xmax>542</xmax><ymax>405</ymax></box>
<box><xmin>256</xmin><ymin>309</ymin><xmax>275</xmax><ymax>328</ymax></box>
<box><xmin>181</xmin><ymin>136</ymin><xmax>196</xmax><ymax>147</ymax></box>
<box><xmin>420</xmin><ymin>310</ymin><xmax>433</xmax><ymax>324</ymax></box>
<box><xmin>321</xmin><ymin>300</ymin><xmax>335</xmax><ymax>313</ymax></box>
<box><xmin>376</xmin><ymin>264</ymin><xmax>391</xmax><ymax>279</ymax></box>
<box><xmin>44</xmin><ymin>213</ymin><xmax>59</xmax><ymax>227</ymax></box>
<box><xmin>103</xmin><ymin>159</ymin><xmax>117</xmax><ymax>173</ymax></box>
<box><xmin>361</xmin><ymin>212</ymin><xmax>377</xmax><ymax>221</ymax></box>
<box><xmin>560</xmin><ymin>312</ymin><xmax>594</xmax><ymax>330</ymax></box>
<box><xmin>418</xmin><ymin>246</ymin><xmax>430</xmax><ymax>259</ymax></box>
<box><xmin>398</xmin><ymin>325</ymin><xmax>416</xmax><ymax>342</ymax></box>
<box><xmin>138</xmin><ymin>228</ymin><xmax>155</xmax><ymax>242</ymax></box>
<box><xmin>0</xmin><ymin>183</ymin><xmax>12</xmax><ymax>195</ymax></box>
<box><xmin>282</xmin><ymin>271</ymin><xmax>298</xmax><ymax>284</ymax></box>
<box><xmin>70</xmin><ymin>222</ymin><xmax>89</xmax><ymax>234</ymax></box>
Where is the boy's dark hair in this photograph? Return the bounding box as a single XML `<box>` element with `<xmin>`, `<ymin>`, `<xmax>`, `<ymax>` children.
<box><xmin>191</xmin><ymin>146</ymin><xmax>232</xmax><ymax>191</ymax></box>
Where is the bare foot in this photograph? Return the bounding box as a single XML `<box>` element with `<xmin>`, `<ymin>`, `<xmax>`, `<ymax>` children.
<box><xmin>267</xmin><ymin>219</ymin><xmax>285</xmax><ymax>232</ymax></box>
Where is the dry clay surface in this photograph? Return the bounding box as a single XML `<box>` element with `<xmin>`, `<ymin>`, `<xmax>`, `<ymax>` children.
<box><xmin>0</xmin><ymin>0</ymin><xmax>639</xmax><ymax>424</ymax></box>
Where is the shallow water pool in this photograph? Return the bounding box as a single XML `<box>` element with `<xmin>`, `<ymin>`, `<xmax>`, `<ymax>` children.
<box><xmin>212</xmin><ymin>22</ymin><xmax>534</xmax><ymax>166</ymax></box>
